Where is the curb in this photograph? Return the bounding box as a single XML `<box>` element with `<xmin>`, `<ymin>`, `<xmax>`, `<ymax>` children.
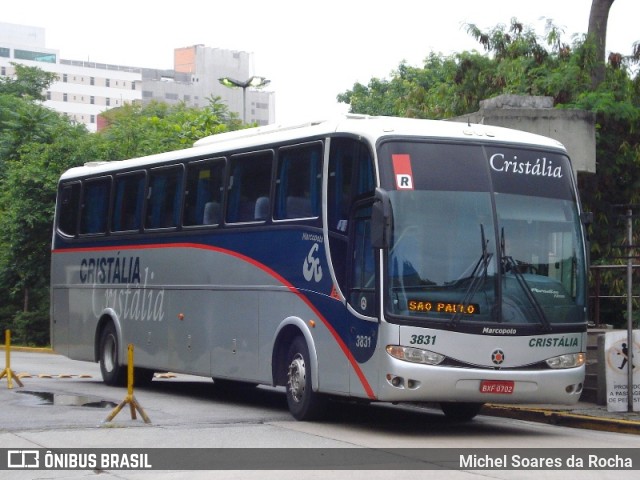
<box><xmin>483</xmin><ymin>404</ymin><xmax>640</xmax><ymax>435</ymax></box>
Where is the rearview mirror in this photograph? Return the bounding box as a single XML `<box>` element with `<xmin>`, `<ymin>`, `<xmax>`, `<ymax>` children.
<box><xmin>371</xmin><ymin>188</ymin><xmax>392</xmax><ymax>249</ymax></box>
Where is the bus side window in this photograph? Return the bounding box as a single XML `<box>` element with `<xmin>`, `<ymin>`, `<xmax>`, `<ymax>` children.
<box><xmin>350</xmin><ymin>204</ymin><xmax>376</xmax><ymax>317</ymax></box>
<box><xmin>146</xmin><ymin>166</ymin><xmax>183</xmax><ymax>229</ymax></box>
<box><xmin>184</xmin><ymin>158</ymin><xmax>226</xmax><ymax>226</ymax></box>
<box><xmin>57</xmin><ymin>182</ymin><xmax>81</xmax><ymax>236</ymax></box>
<box><xmin>226</xmin><ymin>151</ymin><xmax>273</xmax><ymax>223</ymax></box>
<box><xmin>112</xmin><ymin>172</ymin><xmax>145</xmax><ymax>232</ymax></box>
<box><xmin>79</xmin><ymin>177</ymin><xmax>110</xmax><ymax>235</ymax></box>
<box><xmin>274</xmin><ymin>142</ymin><xmax>322</xmax><ymax>220</ymax></box>
<box><xmin>328</xmin><ymin>138</ymin><xmax>375</xmax><ymax>233</ymax></box>
<box><xmin>327</xmin><ymin>138</ymin><xmax>375</xmax><ymax>294</ymax></box>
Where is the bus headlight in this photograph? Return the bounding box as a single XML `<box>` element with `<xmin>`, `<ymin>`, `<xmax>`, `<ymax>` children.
<box><xmin>386</xmin><ymin>345</ymin><xmax>445</xmax><ymax>365</ymax></box>
<box><xmin>546</xmin><ymin>352</ymin><xmax>586</xmax><ymax>369</ymax></box>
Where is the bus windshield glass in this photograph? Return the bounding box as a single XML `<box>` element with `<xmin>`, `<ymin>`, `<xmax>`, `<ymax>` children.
<box><xmin>378</xmin><ymin>140</ymin><xmax>587</xmax><ymax>328</ymax></box>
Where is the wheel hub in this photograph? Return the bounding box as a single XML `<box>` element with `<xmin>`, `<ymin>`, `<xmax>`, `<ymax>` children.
<box><xmin>287</xmin><ymin>354</ymin><xmax>306</xmax><ymax>403</ymax></box>
<box><xmin>103</xmin><ymin>335</ymin><xmax>116</xmax><ymax>372</ymax></box>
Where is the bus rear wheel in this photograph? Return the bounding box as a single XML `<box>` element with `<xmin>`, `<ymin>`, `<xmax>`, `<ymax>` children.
<box><xmin>440</xmin><ymin>402</ymin><xmax>484</xmax><ymax>421</ymax></box>
<box><xmin>99</xmin><ymin>323</ymin><xmax>126</xmax><ymax>386</ymax></box>
<box><xmin>285</xmin><ymin>336</ymin><xmax>326</xmax><ymax>421</ymax></box>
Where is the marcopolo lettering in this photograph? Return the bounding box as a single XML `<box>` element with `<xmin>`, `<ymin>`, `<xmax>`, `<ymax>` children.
<box><xmin>490</xmin><ymin>153</ymin><xmax>563</xmax><ymax>178</ymax></box>
<box><xmin>482</xmin><ymin>327</ymin><xmax>517</xmax><ymax>335</ymax></box>
<box><xmin>80</xmin><ymin>256</ymin><xmax>141</xmax><ymax>285</ymax></box>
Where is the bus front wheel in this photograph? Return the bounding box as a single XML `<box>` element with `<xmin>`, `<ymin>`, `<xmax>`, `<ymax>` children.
<box><xmin>99</xmin><ymin>323</ymin><xmax>126</xmax><ymax>386</ymax></box>
<box><xmin>285</xmin><ymin>336</ymin><xmax>325</xmax><ymax>421</ymax></box>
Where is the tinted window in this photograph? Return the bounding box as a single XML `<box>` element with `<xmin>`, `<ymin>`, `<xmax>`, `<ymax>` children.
<box><xmin>274</xmin><ymin>142</ymin><xmax>322</xmax><ymax>220</ymax></box>
<box><xmin>79</xmin><ymin>177</ymin><xmax>111</xmax><ymax>235</ymax></box>
<box><xmin>378</xmin><ymin>141</ymin><xmax>490</xmax><ymax>192</ymax></box>
<box><xmin>112</xmin><ymin>172</ymin><xmax>145</xmax><ymax>232</ymax></box>
<box><xmin>327</xmin><ymin>138</ymin><xmax>374</xmax><ymax>234</ymax></box>
<box><xmin>486</xmin><ymin>146</ymin><xmax>575</xmax><ymax>200</ymax></box>
<box><xmin>327</xmin><ymin>137</ymin><xmax>375</xmax><ymax>296</ymax></box>
<box><xmin>146</xmin><ymin>166</ymin><xmax>183</xmax><ymax>229</ymax></box>
<box><xmin>184</xmin><ymin>159</ymin><xmax>226</xmax><ymax>226</ymax></box>
<box><xmin>226</xmin><ymin>151</ymin><xmax>273</xmax><ymax>223</ymax></box>
<box><xmin>57</xmin><ymin>182</ymin><xmax>81</xmax><ymax>236</ymax></box>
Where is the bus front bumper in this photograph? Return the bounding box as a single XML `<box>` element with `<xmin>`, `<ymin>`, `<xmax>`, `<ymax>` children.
<box><xmin>377</xmin><ymin>358</ymin><xmax>585</xmax><ymax>405</ymax></box>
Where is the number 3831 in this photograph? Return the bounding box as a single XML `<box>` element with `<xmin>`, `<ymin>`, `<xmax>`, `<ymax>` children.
<box><xmin>409</xmin><ymin>334</ymin><xmax>436</xmax><ymax>345</ymax></box>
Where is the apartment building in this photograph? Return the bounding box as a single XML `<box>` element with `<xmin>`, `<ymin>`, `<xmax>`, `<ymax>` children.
<box><xmin>0</xmin><ymin>22</ymin><xmax>274</xmax><ymax>132</ymax></box>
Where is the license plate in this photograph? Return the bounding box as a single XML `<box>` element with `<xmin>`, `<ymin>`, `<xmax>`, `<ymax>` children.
<box><xmin>480</xmin><ymin>380</ymin><xmax>514</xmax><ymax>394</ymax></box>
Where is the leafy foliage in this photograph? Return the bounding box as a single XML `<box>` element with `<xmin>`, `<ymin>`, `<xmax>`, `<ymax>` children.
<box><xmin>0</xmin><ymin>63</ymin><xmax>57</xmax><ymax>101</ymax></box>
<box><xmin>96</xmin><ymin>97</ymin><xmax>241</xmax><ymax>160</ymax></box>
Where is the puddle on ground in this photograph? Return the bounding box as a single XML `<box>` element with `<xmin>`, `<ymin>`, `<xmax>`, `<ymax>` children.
<box><xmin>15</xmin><ymin>391</ymin><xmax>117</xmax><ymax>409</ymax></box>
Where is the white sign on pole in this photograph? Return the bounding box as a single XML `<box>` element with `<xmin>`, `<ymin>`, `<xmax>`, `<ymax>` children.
<box><xmin>604</xmin><ymin>330</ymin><xmax>640</xmax><ymax>412</ymax></box>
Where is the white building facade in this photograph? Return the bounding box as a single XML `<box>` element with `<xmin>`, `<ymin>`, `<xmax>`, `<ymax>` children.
<box><xmin>141</xmin><ymin>44</ymin><xmax>274</xmax><ymax>126</ymax></box>
<box><xmin>0</xmin><ymin>22</ymin><xmax>274</xmax><ymax>132</ymax></box>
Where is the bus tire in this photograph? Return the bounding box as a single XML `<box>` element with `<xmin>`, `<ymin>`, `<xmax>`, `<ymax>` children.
<box><xmin>285</xmin><ymin>336</ymin><xmax>325</xmax><ymax>421</ymax></box>
<box><xmin>440</xmin><ymin>402</ymin><xmax>484</xmax><ymax>421</ymax></box>
<box><xmin>98</xmin><ymin>323</ymin><xmax>126</xmax><ymax>386</ymax></box>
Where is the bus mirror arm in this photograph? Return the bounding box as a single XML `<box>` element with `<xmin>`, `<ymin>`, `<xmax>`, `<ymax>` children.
<box><xmin>371</xmin><ymin>188</ymin><xmax>392</xmax><ymax>249</ymax></box>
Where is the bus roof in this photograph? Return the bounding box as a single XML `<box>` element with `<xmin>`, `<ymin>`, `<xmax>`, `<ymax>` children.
<box><xmin>59</xmin><ymin>115</ymin><xmax>567</xmax><ymax>180</ymax></box>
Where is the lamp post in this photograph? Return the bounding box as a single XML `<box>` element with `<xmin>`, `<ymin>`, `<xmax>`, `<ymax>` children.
<box><xmin>218</xmin><ymin>76</ymin><xmax>270</xmax><ymax>123</ymax></box>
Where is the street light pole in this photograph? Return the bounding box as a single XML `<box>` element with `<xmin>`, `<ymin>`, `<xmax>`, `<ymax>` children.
<box><xmin>218</xmin><ymin>76</ymin><xmax>270</xmax><ymax>123</ymax></box>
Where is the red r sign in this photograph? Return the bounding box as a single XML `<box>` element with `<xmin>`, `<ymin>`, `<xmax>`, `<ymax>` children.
<box><xmin>392</xmin><ymin>154</ymin><xmax>414</xmax><ymax>190</ymax></box>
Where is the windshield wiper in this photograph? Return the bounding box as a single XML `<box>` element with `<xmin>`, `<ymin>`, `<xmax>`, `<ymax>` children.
<box><xmin>450</xmin><ymin>224</ymin><xmax>492</xmax><ymax>328</ymax></box>
<box><xmin>501</xmin><ymin>228</ymin><xmax>552</xmax><ymax>331</ymax></box>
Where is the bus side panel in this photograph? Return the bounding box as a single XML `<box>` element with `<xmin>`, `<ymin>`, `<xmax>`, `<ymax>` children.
<box><xmin>165</xmin><ymin>289</ymin><xmax>214</xmax><ymax>377</ymax></box>
<box><xmin>258</xmin><ymin>290</ymin><xmax>351</xmax><ymax>395</ymax></box>
<box><xmin>51</xmin><ymin>287</ymin><xmax>70</xmax><ymax>357</ymax></box>
<box><xmin>51</xmin><ymin>254</ymin><xmax>95</xmax><ymax>362</ymax></box>
<box><xmin>209</xmin><ymin>289</ymin><xmax>260</xmax><ymax>381</ymax></box>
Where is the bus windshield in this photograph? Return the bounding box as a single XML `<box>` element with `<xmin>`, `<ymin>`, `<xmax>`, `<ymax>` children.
<box><xmin>378</xmin><ymin>140</ymin><xmax>587</xmax><ymax>328</ymax></box>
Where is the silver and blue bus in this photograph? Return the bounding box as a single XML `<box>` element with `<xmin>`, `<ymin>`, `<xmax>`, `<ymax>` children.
<box><xmin>51</xmin><ymin>115</ymin><xmax>589</xmax><ymax>421</ymax></box>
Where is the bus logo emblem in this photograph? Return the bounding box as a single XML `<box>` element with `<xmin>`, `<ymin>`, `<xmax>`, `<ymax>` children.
<box><xmin>303</xmin><ymin>243</ymin><xmax>323</xmax><ymax>282</ymax></box>
<box><xmin>491</xmin><ymin>349</ymin><xmax>505</xmax><ymax>365</ymax></box>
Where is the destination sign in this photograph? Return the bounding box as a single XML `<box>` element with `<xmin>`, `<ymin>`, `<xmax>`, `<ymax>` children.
<box><xmin>408</xmin><ymin>300</ymin><xmax>479</xmax><ymax>315</ymax></box>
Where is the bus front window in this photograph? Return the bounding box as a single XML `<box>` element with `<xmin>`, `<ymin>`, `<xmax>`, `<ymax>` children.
<box><xmin>496</xmin><ymin>193</ymin><xmax>586</xmax><ymax>325</ymax></box>
<box><xmin>388</xmin><ymin>190</ymin><xmax>498</xmax><ymax>322</ymax></box>
<box><xmin>379</xmin><ymin>140</ymin><xmax>587</xmax><ymax>329</ymax></box>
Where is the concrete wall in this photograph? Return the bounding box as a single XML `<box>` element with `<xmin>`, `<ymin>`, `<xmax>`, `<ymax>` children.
<box><xmin>450</xmin><ymin>95</ymin><xmax>596</xmax><ymax>174</ymax></box>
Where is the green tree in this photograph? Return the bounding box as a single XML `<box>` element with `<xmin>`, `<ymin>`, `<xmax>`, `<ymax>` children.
<box><xmin>338</xmin><ymin>18</ymin><xmax>592</xmax><ymax>118</ymax></box>
<box><xmin>0</xmin><ymin>115</ymin><xmax>93</xmax><ymax>344</ymax></box>
<box><xmin>0</xmin><ymin>63</ymin><xmax>57</xmax><ymax>101</ymax></box>
<box><xmin>97</xmin><ymin>97</ymin><xmax>241</xmax><ymax>160</ymax></box>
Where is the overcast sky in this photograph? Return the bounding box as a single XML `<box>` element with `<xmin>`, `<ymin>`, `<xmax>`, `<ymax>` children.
<box><xmin>3</xmin><ymin>0</ymin><xmax>638</xmax><ymax>124</ymax></box>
